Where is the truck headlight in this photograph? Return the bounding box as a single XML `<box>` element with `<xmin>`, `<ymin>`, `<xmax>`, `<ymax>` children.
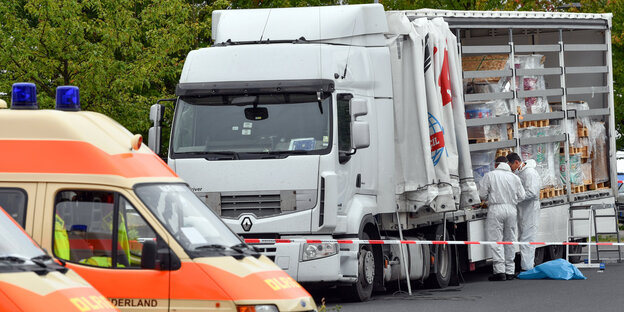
<box><xmin>237</xmin><ymin>305</ymin><xmax>279</xmax><ymax>312</ymax></box>
<box><xmin>301</xmin><ymin>242</ymin><xmax>338</xmax><ymax>261</ymax></box>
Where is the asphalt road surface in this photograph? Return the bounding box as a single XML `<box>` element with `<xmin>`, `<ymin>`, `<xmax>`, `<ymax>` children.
<box><xmin>312</xmin><ymin>262</ymin><xmax>624</xmax><ymax>312</ymax></box>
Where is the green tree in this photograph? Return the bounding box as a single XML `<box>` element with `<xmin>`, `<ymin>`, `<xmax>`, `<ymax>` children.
<box><xmin>0</xmin><ymin>0</ymin><xmax>195</xmax><ymax>138</ymax></box>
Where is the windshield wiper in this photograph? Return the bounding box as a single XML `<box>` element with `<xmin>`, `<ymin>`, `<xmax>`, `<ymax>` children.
<box><xmin>31</xmin><ymin>254</ymin><xmax>52</xmax><ymax>262</ymax></box>
<box><xmin>30</xmin><ymin>254</ymin><xmax>60</xmax><ymax>269</ymax></box>
<box><xmin>264</xmin><ymin>150</ymin><xmax>311</xmax><ymax>157</ymax></box>
<box><xmin>0</xmin><ymin>255</ymin><xmax>59</xmax><ymax>275</ymax></box>
<box><xmin>175</xmin><ymin>151</ymin><xmax>239</xmax><ymax>160</ymax></box>
<box><xmin>204</xmin><ymin>151</ymin><xmax>239</xmax><ymax>160</ymax></box>
<box><xmin>240</xmin><ymin>150</ymin><xmax>311</xmax><ymax>160</ymax></box>
<box><xmin>0</xmin><ymin>256</ymin><xmax>26</xmax><ymax>264</ymax></box>
<box><xmin>194</xmin><ymin>244</ymin><xmax>228</xmax><ymax>250</ymax></box>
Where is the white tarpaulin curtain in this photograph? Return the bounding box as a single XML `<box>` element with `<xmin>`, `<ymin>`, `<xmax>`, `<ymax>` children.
<box><xmin>387</xmin><ymin>12</ymin><xmax>438</xmax><ymax>208</ymax></box>
<box><xmin>386</xmin><ymin>12</ymin><xmax>479</xmax><ymax>211</ymax></box>
<box><xmin>431</xmin><ymin>17</ymin><xmax>480</xmax><ymax>208</ymax></box>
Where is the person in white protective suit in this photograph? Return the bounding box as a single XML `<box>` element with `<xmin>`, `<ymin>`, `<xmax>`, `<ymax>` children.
<box><xmin>508</xmin><ymin>153</ymin><xmax>542</xmax><ymax>271</ymax></box>
<box><xmin>479</xmin><ymin>156</ymin><xmax>526</xmax><ymax>281</ymax></box>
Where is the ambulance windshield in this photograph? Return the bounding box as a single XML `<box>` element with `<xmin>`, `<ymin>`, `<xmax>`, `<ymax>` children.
<box><xmin>171</xmin><ymin>93</ymin><xmax>331</xmax><ymax>160</ymax></box>
<box><xmin>0</xmin><ymin>208</ymin><xmax>46</xmax><ymax>260</ymax></box>
<box><xmin>135</xmin><ymin>183</ymin><xmax>244</xmax><ymax>256</ymax></box>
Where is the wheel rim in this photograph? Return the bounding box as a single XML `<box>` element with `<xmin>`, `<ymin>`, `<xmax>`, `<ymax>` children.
<box><xmin>362</xmin><ymin>249</ymin><xmax>375</xmax><ymax>285</ymax></box>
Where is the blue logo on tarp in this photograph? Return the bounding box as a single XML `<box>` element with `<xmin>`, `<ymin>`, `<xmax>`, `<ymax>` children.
<box><xmin>428</xmin><ymin>113</ymin><xmax>445</xmax><ymax>166</ymax></box>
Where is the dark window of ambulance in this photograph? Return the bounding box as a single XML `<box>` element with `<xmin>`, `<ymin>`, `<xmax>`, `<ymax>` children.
<box><xmin>52</xmin><ymin>190</ymin><xmax>161</xmax><ymax>269</ymax></box>
<box><xmin>0</xmin><ymin>188</ymin><xmax>27</xmax><ymax>227</ymax></box>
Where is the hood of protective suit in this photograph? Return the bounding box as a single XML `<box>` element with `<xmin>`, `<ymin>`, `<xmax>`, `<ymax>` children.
<box><xmin>521</xmin><ymin>159</ymin><xmax>537</xmax><ymax>171</ymax></box>
<box><xmin>496</xmin><ymin>162</ymin><xmax>512</xmax><ymax>172</ymax></box>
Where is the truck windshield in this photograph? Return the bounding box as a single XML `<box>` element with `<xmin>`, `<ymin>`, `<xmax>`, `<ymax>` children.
<box><xmin>171</xmin><ymin>93</ymin><xmax>331</xmax><ymax>159</ymax></box>
<box><xmin>0</xmin><ymin>208</ymin><xmax>45</xmax><ymax>259</ymax></box>
<box><xmin>134</xmin><ymin>184</ymin><xmax>244</xmax><ymax>256</ymax></box>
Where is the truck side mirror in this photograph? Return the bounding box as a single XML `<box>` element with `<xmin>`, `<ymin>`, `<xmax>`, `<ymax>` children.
<box><xmin>141</xmin><ymin>240</ymin><xmax>157</xmax><ymax>270</ymax></box>
<box><xmin>148</xmin><ymin>104</ymin><xmax>164</xmax><ymax>155</ymax></box>
<box><xmin>350</xmin><ymin>98</ymin><xmax>368</xmax><ymax>119</ymax></box>
<box><xmin>352</xmin><ymin>121</ymin><xmax>370</xmax><ymax>149</ymax></box>
<box><xmin>350</xmin><ymin>98</ymin><xmax>369</xmax><ymax>150</ymax></box>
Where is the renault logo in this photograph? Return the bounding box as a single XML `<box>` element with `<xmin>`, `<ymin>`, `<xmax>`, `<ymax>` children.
<box><xmin>241</xmin><ymin>217</ymin><xmax>253</xmax><ymax>232</ymax></box>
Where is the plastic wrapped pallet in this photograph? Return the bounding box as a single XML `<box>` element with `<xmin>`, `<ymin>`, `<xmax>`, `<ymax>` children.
<box><xmin>515</xmin><ymin>55</ymin><xmax>549</xmax><ymax>114</ymax></box>
<box><xmin>581</xmin><ymin>161</ymin><xmax>593</xmax><ymax>185</ymax></box>
<box><xmin>471</xmin><ymin>151</ymin><xmax>496</xmax><ymax>187</ymax></box>
<box><xmin>591</xmin><ymin>121</ymin><xmax>609</xmax><ymax>183</ymax></box>
<box><xmin>568</xmin><ymin>101</ymin><xmax>591</xmax><ymax>149</ymax></box>
<box><xmin>496</xmin><ymin>54</ymin><xmax>550</xmax><ymax>115</ymax></box>
<box><xmin>465</xmin><ymin>102</ymin><xmax>501</xmax><ymax>140</ymax></box>
<box><xmin>519</xmin><ymin>126</ymin><xmax>558</xmax><ymax>187</ymax></box>
<box><xmin>569</xmin><ymin>120</ymin><xmax>579</xmax><ymax>146</ymax></box>
<box><xmin>560</xmin><ymin>154</ymin><xmax>583</xmax><ymax>186</ymax></box>
<box><xmin>549</xmin><ymin>124</ymin><xmax>563</xmax><ymax>188</ymax></box>
<box><xmin>550</xmin><ymin>141</ymin><xmax>562</xmax><ymax>187</ymax></box>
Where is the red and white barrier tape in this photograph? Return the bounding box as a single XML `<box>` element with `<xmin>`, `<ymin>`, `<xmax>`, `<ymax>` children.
<box><xmin>244</xmin><ymin>238</ymin><xmax>624</xmax><ymax>246</ymax></box>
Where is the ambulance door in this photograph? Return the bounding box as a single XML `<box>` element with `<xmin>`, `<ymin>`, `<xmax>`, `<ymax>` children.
<box><xmin>0</xmin><ymin>183</ymin><xmax>37</xmax><ymax>233</ymax></box>
<box><xmin>45</xmin><ymin>185</ymin><xmax>172</xmax><ymax>311</ymax></box>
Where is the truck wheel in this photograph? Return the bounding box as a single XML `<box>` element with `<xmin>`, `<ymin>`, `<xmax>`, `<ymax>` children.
<box><xmin>546</xmin><ymin>245</ymin><xmax>564</xmax><ymax>260</ymax></box>
<box><xmin>425</xmin><ymin>227</ymin><xmax>452</xmax><ymax>288</ymax></box>
<box><xmin>346</xmin><ymin>232</ymin><xmax>375</xmax><ymax>302</ymax></box>
<box><xmin>534</xmin><ymin>247</ymin><xmax>545</xmax><ymax>266</ymax></box>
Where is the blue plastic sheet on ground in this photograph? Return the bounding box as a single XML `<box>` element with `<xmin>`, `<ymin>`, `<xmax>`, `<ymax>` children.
<box><xmin>517</xmin><ymin>258</ymin><xmax>587</xmax><ymax>280</ymax></box>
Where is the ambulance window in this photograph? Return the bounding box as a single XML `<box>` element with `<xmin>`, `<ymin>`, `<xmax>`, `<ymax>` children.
<box><xmin>0</xmin><ymin>189</ymin><xmax>27</xmax><ymax>227</ymax></box>
<box><xmin>53</xmin><ymin>190</ymin><xmax>159</xmax><ymax>269</ymax></box>
<box><xmin>119</xmin><ymin>196</ymin><xmax>159</xmax><ymax>268</ymax></box>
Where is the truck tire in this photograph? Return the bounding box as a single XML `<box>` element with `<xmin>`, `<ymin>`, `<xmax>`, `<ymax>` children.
<box><xmin>546</xmin><ymin>245</ymin><xmax>564</xmax><ymax>260</ymax></box>
<box><xmin>346</xmin><ymin>232</ymin><xmax>375</xmax><ymax>302</ymax></box>
<box><xmin>425</xmin><ymin>226</ymin><xmax>452</xmax><ymax>289</ymax></box>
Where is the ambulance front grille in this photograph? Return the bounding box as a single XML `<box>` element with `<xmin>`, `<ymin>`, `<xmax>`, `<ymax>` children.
<box><xmin>220</xmin><ymin>193</ymin><xmax>281</xmax><ymax>218</ymax></box>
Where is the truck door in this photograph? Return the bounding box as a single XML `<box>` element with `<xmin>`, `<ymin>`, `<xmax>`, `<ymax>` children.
<box><xmin>44</xmin><ymin>185</ymin><xmax>172</xmax><ymax>311</ymax></box>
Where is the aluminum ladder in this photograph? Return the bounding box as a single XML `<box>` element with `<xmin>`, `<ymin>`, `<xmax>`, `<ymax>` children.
<box><xmin>567</xmin><ymin>205</ymin><xmax>597</xmax><ymax>268</ymax></box>
<box><xmin>567</xmin><ymin>204</ymin><xmax>621</xmax><ymax>268</ymax></box>
<box><xmin>593</xmin><ymin>204</ymin><xmax>622</xmax><ymax>263</ymax></box>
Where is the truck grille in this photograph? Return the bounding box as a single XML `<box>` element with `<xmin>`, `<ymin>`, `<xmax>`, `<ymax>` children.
<box><xmin>251</xmin><ymin>244</ymin><xmax>277</xmax><ymax>261</ymax></box>
<box><xmin>220</xmin><ymin>193</ymin><xmax>281</xmax><ymax>218</ymax></box>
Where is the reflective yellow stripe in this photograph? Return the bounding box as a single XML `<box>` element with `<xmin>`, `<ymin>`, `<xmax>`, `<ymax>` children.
<box><xmin>54</xmin><ymin>214</ymin><xmax>70</xmax><ymax>260</ymax></box>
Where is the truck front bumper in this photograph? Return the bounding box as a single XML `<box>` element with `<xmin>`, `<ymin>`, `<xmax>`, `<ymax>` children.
<box><xmin>254</xmin><ymin>239</ymin><xmax>359</xmax><ymax>283</ymax></box>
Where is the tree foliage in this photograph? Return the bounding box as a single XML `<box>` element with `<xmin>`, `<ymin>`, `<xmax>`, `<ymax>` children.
<box><xmin>0</xmin><ymin>0</ymin><xmax>194</xmax><ymax>137</ymax></box>
<box><xmin>0</xmin><ymin>0</ymin><xmax>621</xmax><ymax>149</ymax></box>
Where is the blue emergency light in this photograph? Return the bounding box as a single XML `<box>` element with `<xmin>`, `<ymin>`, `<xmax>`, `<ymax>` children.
<box><xmin>11</xmin><ymin>83</ymin><xmax>38</xmax><ymax>109</ymax></box>
<box><xmin>55</xmin><ymin>86</ymin><xmax>80</xmax><ymax>111</ymax></box>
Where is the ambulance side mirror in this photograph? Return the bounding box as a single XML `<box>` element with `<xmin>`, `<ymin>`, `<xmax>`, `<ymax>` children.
<box><xmin>141</xmin><ymin>240</ymin><xmax>157</xmax><ymax>270</ymax></box>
